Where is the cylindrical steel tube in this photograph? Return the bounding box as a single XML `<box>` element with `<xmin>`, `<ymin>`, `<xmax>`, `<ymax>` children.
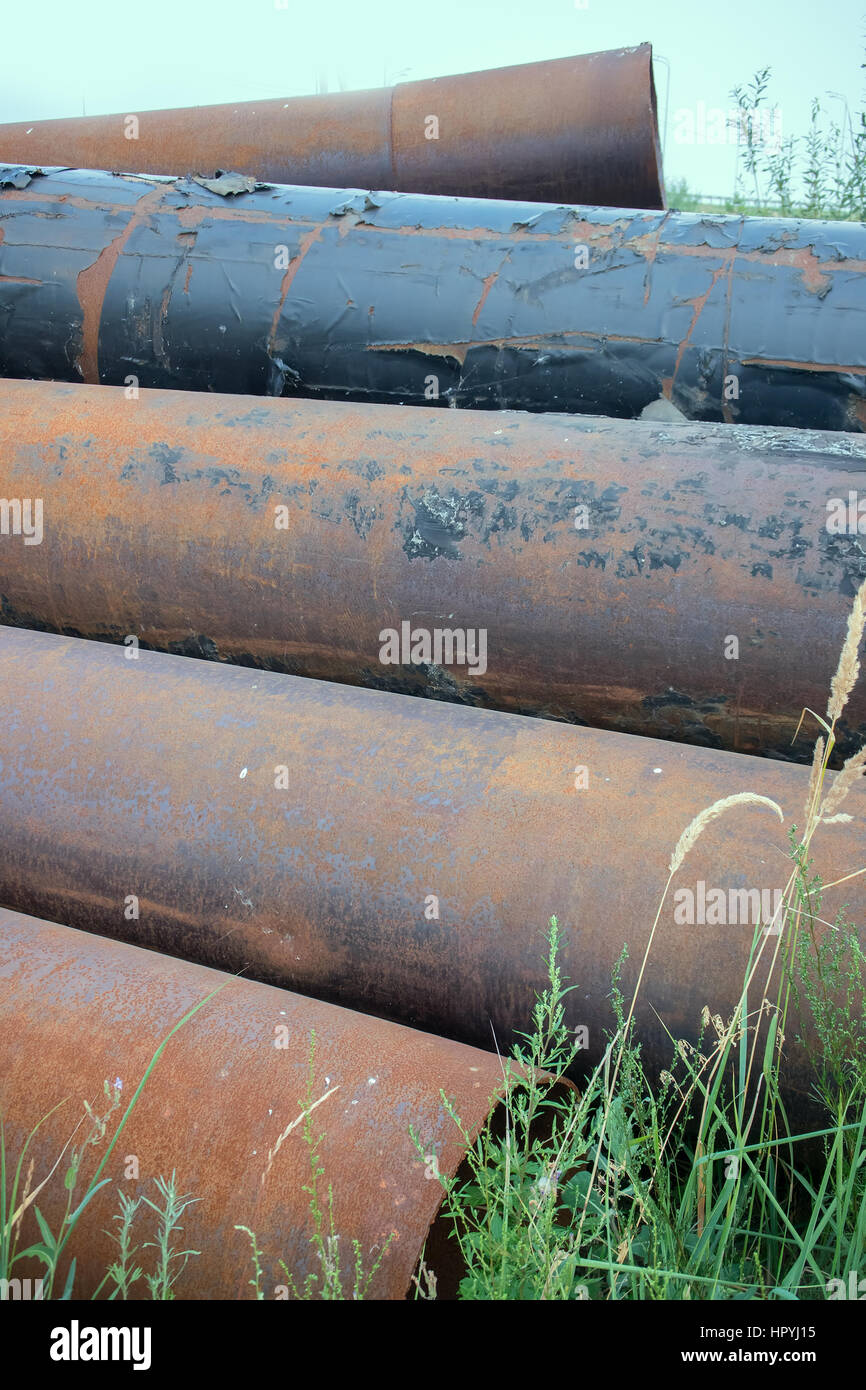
<box><xmin>0</xmin><ymin>168</ymin><xmax>863</xmax><ymax>429</ymax></box>
<box><xmin>0</xmin><ymin>906</ymin><xmax>509</xmax><ymax>1300</ymax></box>
<box><xmin>2</xmin><ymin>378</ymin><xmax>866</xmax><ymax>760</ymax></box>
<box><xmin>0</xmin><ymin>46</ymin><xmax>665</xmax><ymax>209</ymax></box>
<box><xmin>0</xmin><ymin>627</ymin><xmax>861</xmax><ymax>1127</ymax></box>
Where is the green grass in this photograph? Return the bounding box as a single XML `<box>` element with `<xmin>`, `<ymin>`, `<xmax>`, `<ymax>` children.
<box><xmin>412</xmin><ymin>903</ymin><xmax>864</xmax><ymax>1300</ymax></box>
<box><xmin>409</xmin><ymin>583</ymin><xmax>866</xmax><ymax>1301</ymax></box>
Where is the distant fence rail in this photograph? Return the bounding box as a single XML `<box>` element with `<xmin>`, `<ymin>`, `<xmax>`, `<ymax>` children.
<box><xmin>686</xmin><ymin>193</ymin><xmax>785</xmax><ymax>209</ymax></box>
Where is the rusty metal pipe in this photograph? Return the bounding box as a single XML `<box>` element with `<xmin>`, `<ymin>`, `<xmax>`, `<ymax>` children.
<box><xmin>0</xmin><ymin>905</ymin><xmax>511</xmax><ymax>1300</ymax></box>
<box><xmin>0</xmin><ymin>627</ymin><xmax>862</xmax><ymax>1128</ymax></box>
<box><xmin>0</xmin><ymin>167</ymin><xmax>864</xmax><ymax>430</ymax></box>
<box><xmin>2</xmin><ymin>378</ymin><xmax>866</xmax><ymax>761</ymax></box>
<box><xmin>0</xmin><ymin>46</ymin><xmax>665</xmax><ymax>210</ymax></box>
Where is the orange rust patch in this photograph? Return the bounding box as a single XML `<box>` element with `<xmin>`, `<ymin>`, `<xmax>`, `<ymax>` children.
<box><xmin>368</xmin><ymin>341</ymin><xmax>470</xmax><ymax>365</ymax></box>
<box><xmin>366</xmin><ymin>330</ymin><xmax>602</xmax><ymax>358</ymax></box>
<box><xmin>781</xmin><ymin>246</ymin><xmax>831</xmax><ymax>294</ymax></box>
<box><xmin>738</xmin><ymin>244</ymin><xmax>833</xmax><ymax>295</ymax></box>
<box><xmin>0</xmin><ymin>188</ymin><xmax>152</xmax><ymax>212</ymax></box>
<box><xmin>176</xmin><ymin>204</ymin><xmax>208</xmax><ymax>231</ymax></box>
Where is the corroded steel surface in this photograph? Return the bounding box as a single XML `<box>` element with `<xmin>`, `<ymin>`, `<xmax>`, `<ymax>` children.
<box><xmin>0</xmin><ymin>47</ymin><xmax>665</xmax><ymax>209</ymax></box>
<box><xmin>2</xmin><ymin>379</ymin><xmax>866</xmax><ymax>761</ymax></box>
<box><xmin>0</xmin><ymin>627</ymin><xmax>862</xmax><ymax>1127</ymax></box>
<box><xmin>0</xmin><ymin>907</ymin><xmax>508</xmax><ymax>1299</ymax></box>
<box><xmin>0</xmin><ymin>169</ymin><xmax>864</xmax><ymax>429</ymax></box>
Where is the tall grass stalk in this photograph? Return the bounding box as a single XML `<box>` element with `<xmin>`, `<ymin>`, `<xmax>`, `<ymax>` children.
<box><xmin>420</xmin><ymin>578</ymin><xmax>866</xmax><ymax>1299</ymax></box>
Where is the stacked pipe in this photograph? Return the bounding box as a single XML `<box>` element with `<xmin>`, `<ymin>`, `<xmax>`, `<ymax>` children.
<box><xmin>2</xmin><ymin>44</ymin><xmax>866</xmax><ymax>1301</ymax></box>
<box><xmin>0</xmin><ymin>167</ymin><xmax>864</xmax><ymax>429</ymax></box>
<box><xmin>0</xmin><ymin>623</ymin><xmax>863</xmax><ymax>1138</ymax></box>
<box><xmin>0</xmin><ymin>45</ymin><xmax>665</xmax><ymax>209</ymax></box>
<box><xmin>0</xmin><ymin>907</ymin><xmax>517</xmax><ymax>1300</ymax></box>
<box><xmin>2</xmin><ymin>379</ymin><xmax>866</xmax><ymax>761</ymax></box>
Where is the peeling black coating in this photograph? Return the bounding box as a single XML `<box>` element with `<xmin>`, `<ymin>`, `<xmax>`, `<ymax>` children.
<box><xmin>1</xmin><ymin>169</ymin><xmax>865</xmax><ymax>428</ymax></box>
<box><xmin>0</xmin><ymin>165</ymin><xmax>43</xmax><ymax>189</ymax></box>
<box><xmin>403</xmin><ymin>486</ymin><xmax>486</xmax><ymax>560</ymax></box>
<box><xmin>190</xmin><ymin>171</ymin><xmax>271</xmax><ymax>197</ymax></box>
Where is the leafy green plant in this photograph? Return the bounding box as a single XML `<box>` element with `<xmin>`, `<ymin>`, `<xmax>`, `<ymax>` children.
<box><xmin>729</xmin><ymin>48</ymin><xmax>866</xmax><ymax>218</ymax></box>
<box><xmin>103</xmin><ymin>1190</ymin><xmax>144</xmax><ymax>1300</ymax></box>
<box><xmin>237</xmin><ymin>1030</ymin><xmax>395</xmax><ymax>1300</ymax></box>
<box><xmin>671</xmin><ymin>36</ymin><xmax>866</xmax><ymax>219</ymax></box>
<box><xmin>141</xmin><ymin>1173</ymin><xmax>200</xmax><ymax>1300</ymax></box>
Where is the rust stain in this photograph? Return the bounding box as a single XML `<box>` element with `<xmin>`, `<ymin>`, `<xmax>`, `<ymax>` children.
<box><xmin>0</xmin><ymin>188</ymin><xmax>160</xmax><ymax>211</ymax></box>
<box><xmin>669</xmin><ymin>255</ymin><xmax>734</xmax><ymax>390</ymax></box>
<box><xmin>472</xmin><ymin>270</ymin><xmax>498</xmax><ymax>326</ymax></box>
<box><xmin>177</xmin><ymin>228</ymin><xmax>197</xmax><ymax>297</ymax></box>
<box><xmin>368</xmin><ymin>340</ymin><xmax>470</xmax><ymax>365</ymax></box>
<box><xmin>365</xmin><ymin>331</ymin><xmax>601</xmax><ymax>361</ymax></box>
<box><xmin>176</xmin><ymin>204</ymin><xmax>211</xmax><ymax>231</ymax></box>
<box><xmin>75</xmin><ymin>184</ymin><xmax>168</xmax><ymax>383</ymax></box>
<box><xmin>741</xmin><ymin>357</ymin><xmax>866</xmax><ymax>374</ymax></box>
<box><xmin>267</xmin><ymin>223</ymin><xmax>326</xmax><ymax>354</ymax></box>
<box><xmin>720</xmin><ymin>248</ymin><xmax>738</xmax><ymax>414</ymax></box>
<box><xmin>174</xmin><ymin>201</ymin><xmax>322</xmax><ymax>233</ymax></box>
<box><xmin>624</xmin><ymin>230</ymin><xmax>866</xmax><ymax>284</ymax></box>
<box><xmin>639</xmin><ymin>209</ymin><xmax>673</xmax><ymax>305</ymax></box>
<box><xmin>755</xmin><ymin>244</ymin><xmax>833</xmax><ymax>295</ymax></box>
<box><xmin>153</xmin><ymin>280</ymin><xmax>172</xmax><ymax>360</ymax></box>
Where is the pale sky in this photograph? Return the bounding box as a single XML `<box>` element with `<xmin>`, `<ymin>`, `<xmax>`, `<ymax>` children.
<box><xmin>1</xmin><ymin>0</ymin><xmax>863</xmax><ymax>201</ymax></box>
